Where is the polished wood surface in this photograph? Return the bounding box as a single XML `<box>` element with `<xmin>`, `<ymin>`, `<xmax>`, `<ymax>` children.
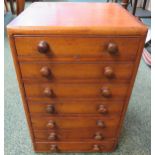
<box><xmin>20</xmin><ymin>62</ymin><xmax>134</xmax><ymax>81</ymax></box>
<box><xmin>16</xmin><ymin>0</ymin><xmax>25</xmax><ymax>15</ymax></box>
<box><xmin>121</xmin><ymin>0</ymin><xmax>129</xmax><ymax>9</ymax></box>
<box><xmin>34</xmin><ymin>141</ymin><xmax>115</xmax><ymax>152</ymax></box>
<box><xmin>7</xmin><ymin>2</ymin><xmax>147</xmax><ymax>153</ymax></box>
<box><xmin>24</xmin><ymin>82</ymin><xmax>129</xmax><ymax>99</ymax></box>
<box><xmin>31</xmin><ymin>116</ymin><xmax>119</xmax><ymax>130</ymax></box>
<box><xmin>28</xmin><ymin>100</ymin><xmax>124</xmax><ymax>116</ymax></box>
<box><xmin>34</xmin><ymin>128</ymin><xmax>117</xmax><ymax>141</ymax></box>
<box><xmin>15</xmin><ymin>36</ymin><xmax>140</xmax><ymax>61</ymax></box>
<box><xmin>7</xmin><ymin>3</ymin><xmax>147</xmax><ymax>35</ymax></box>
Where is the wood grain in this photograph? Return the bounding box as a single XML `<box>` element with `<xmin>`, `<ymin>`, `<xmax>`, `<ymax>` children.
<box><xmin>7</xmin><ymin>3</ymin><xmax>147</xmax><ymax>35</ymax></box>
<box><xmin>20</xmin><ymin>62</ymin><xmax>134</xmax><ymax>81</ymax></box>
<box><xmin>34</xmin><ymin>128</ymin><xmax>117</xmax><ymax>141</ymax></box>
<box><xmin>7</xmin><ymin>2</ymin><xmax>147</xmax><ymax>153</ymax></box>
<box><xmin>24</xmin><ymin>82</ymin><xmax>129</xmax><ymax>99</ymax></box>
<box><xmin>31</xmin><ymin>116</ymin><xmax>120</xmax><ymax>130</ymax></box>
<box><xmin>28</xmin><ymin>100</ymin><xmax>124</xmax><ymax>116</ymax></box>
<box><xmin>34</xmin><ymin>141</ymin><xmax>116</xmax><ymax>152</ymax></box>
<box><xmin>15</xmin><ymin>36</ymin><xmax>140</xmax><ymax>61</ymax></box>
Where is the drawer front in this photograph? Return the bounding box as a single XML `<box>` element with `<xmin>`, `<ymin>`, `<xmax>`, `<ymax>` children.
<box><xmin>20</xmin><ymin>62</ymin><xmax>133</xmax><ymax>81</ymax></box>
<box><xmin>34</xmin><ymin>141</ymin><xmax>115</xmax><ymax>152</ymax></box>
<box><xmin>24</xmin><ymin>83</ymin><xmax>129</xmax><ymax>99</ymax></box>
<box><xmin>31</xmin><ymin>116</ymin><xmax>119</xmax><ymax>130</ymax></box>
<box><xmin>15</xmin><ymin>36</ymin><xmax>140</xmax><ymax>61</ymax></box>
<box><xmin>28</xmin><ymin>100</ymin><xmax>124</xmax><ymax>116</ymax></box>
<box><xmin>34</xmin><ymin>128</ymin><xmax>117</xmax><ymax>141</ymax></box>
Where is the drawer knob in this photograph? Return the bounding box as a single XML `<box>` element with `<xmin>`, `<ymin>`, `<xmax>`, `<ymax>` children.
<box><xmin>93</xmin><ymin>144</ymin><xmax>101</xmax><ymax>151</ymax></box>
<box><xmin>46</xmin><ymin>105</ymin><xmax>55</xmax><ymax>114</ymax></box>
<box><xmin>44</xmin><ymin>88</ymin><xmax>54</xmax><ymax>97</ymax></box>
<box><xmin>38</xmin><ymin>41</ymin><xmax>49</xmax><ymax>53</ymax></box>
<box><xmin>46</xmin><ymin>120</ymin><xmax>55</xmax><ymax>129</ymax></box>
<box><xmin>104</xmin><ymin>66</ymin><xmax>114</xmax><ymax>78</ymax></box>
<box><xmin>101</xmin><ymin>87</ymin><xmax>111</xmax><ymax>97</ymax></box>
<box><xmin>50</xmin><ymin>144</ymin><xmax>58</xmax><ymax>152</ymax></box>
<box><xmin>48</xmin><ymin>132</ymin><xmax>57</xmax><ymax>140</ymax></box>
<box><xmin>94</xmin><ymin>132</ymin><xmax>103</xmax><ymax>140</ymax></box>
<box><xmin>97</xmin><ymin>120</ymin><xmax>105</xmax><ymax>128</ymax></box>
<box><xmin>107</xmin><ymin>42</ymin><xmax>118</xmax><ymax>55</ymax></box>
<box><xmin>98</xmin><ymin>105</ymin><xmax>107</xmax><ymax>114</ymax></box>
<box><xmin>40</xmin><ymin>67</ymin><xmax>51</xmax><ymax>77</ymax></box>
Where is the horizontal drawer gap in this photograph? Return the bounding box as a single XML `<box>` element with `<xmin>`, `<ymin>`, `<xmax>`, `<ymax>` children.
<box><xmin>19</xmin><ymin>61</ymin><xmax>134</xmax><ymax>64</ymax></box>
<box><xmin>18</xmin><ymin>56</ymin><xmax>135</xmax><ymax>63</ymax></box>
<box><xmin>23</xmin><ymin>80</ymin><xmax>130</xmax><ymax>84</ymax></box>
<box><xmin>14</xmin><ymin>34</ymin><xmax>141</xmax><ymax>38</ymax></box>
<box><xmin>22</xmin><ymin>78</ymin><xmax>130</xmax><ymax>83</ymax></box>
<box><xmin>26</xmin><ymin>97</ymin><xmax>126</xmax><ymax>102</ymax></box>
<box><xmin>30</xmin><ymin>113</ymin><xmax>122</xmax><ymax>117</ymax></box>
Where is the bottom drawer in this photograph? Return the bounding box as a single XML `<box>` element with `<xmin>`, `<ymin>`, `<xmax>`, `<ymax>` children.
<box><xmin>34</xmin><ymin>141</ymin><xmax>116</xmax><ymax>152</ymax></box>
<box><xmin>34</xmin><ymin>128</ymin><xmax>116</xmax><ymax>141</ymax></box>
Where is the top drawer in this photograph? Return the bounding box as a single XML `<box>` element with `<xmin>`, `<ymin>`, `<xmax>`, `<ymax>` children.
<box><xmin>14</xmin><ymin>35</ymin><xmax>140</xmax><ymax>61</ymax></box>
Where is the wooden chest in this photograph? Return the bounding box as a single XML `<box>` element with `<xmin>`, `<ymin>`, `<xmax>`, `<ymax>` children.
<box><xmin>7</xmin><ymin>2</ymin><xmax>147</xmax><ymax>153</ymax></box>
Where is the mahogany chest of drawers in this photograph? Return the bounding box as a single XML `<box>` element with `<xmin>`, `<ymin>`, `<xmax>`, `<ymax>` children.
<box><xmin>7</xmin><ymin>2</ymin><xmax>147</xmax><ymax>153</ymax></box>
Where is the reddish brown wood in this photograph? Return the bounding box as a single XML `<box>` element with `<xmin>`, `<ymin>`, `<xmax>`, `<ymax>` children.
<box><xmin>98</xmin><ymin>105</ymin><xmax>108</xmax><ymax>114</ymax></box>
<box><xmin>104</xmin><ymin>66</ymin><xmax>115</xmax><ymax>78</ymax></box>
<box><xmin>121</xmin><ymin>0</ymin><xmax>129</xmax><ymax>9</ymax></box>
<box><xmin>7</xmin><ymin>2</ymin><xmax>147</xmax><ymax>153</ymax></box>
<box><xmin>16</xmin><ymin>0</ymin><xmax>25</xmax><ymax>15</ymax></box>
<box><xmin>40</xmin><ymin>66</ymin><xmax>51</xmax><ymax>78</ymax></box>
<box><xmin>28</xmin><ymin>100</ymin><xmax>124</xmax><ymax>116</ymax></box>
<box><xmin>50</xmin><ymin>144</ymin><xmax>58</xmax><ymax>152</ymax></box>
<box><xmin>93</xmin><ymin>144</ymin><xmax>100</xmax><ymax>151</ymax></box>
<box><xmin>34</xmin><ymin>128</ymin><xmax>117</xmax><ymax>141</ymax></box>
<box><xmin>20</xmin><ymin>62</ymin><xmax>134</xmax><ymax>81</ymax></box>
<box><xmin>24</xmin><ymin>82</ymin><xmax>129</xmax><ymax>99</ymax></box>
<box><xmin>107</xmin><ymin>43</ymin><xmax>118</xmax><ymax>55</ymax></box>
<box><xmin>14</xmin><ymin>36</ymin><xmax>140</xmax><ymax>61</ymax></box>
<box><xmin>7</xmin><ymin>3</ymin><xmax>147</xmax><ymax>35</ymax></box>
<box><xmin>37</xmin><ymin>41</ymin><xmax>49</xmax><ymax>54</ymax></box>
<box><xmin>46</xmin><ymin>105</ymin><xmax>55</xmax><ymax>114</ymax></box>
<box><xmin>34</xmin><ymin>141</ymin><xmax>116</xmax><ymax>152</ymax></box>
<box><xmin>31</xmin><ymin>116</ymin><xmax>120</xmax><ymax>130</ymax></box>
<box><xmin>4</xmin><ymin>0</ymin><xmax>9</xmax><ymax>12</ymax></box>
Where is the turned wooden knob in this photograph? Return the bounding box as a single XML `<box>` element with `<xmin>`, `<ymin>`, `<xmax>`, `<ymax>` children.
<box><xmin>101</xmin><ymin>87</ymin><xmax>111</xmax><ymax>97</ymax></box>
<box><xmin>43</xmin><ymin>88</ymin><xmax>54</xmax><ymax>97</ymax></box>
<box><xmin>98</xmin><ymin>105</ymin><xmax>107</xmax><ymax>114</ymax></box>
<box><xmin>40</xmin><ymin>66</ymin><xmax>51</xmax><ymax>77</ymax></box>
<box><xmin>46</xmin><ymin>105</ymin><xmax>55</xmax><ymax>114</ymax></box>
<box><xmin>38</xmin><ymin>41</ymin><xmax>49</xmax><ymax>53</ymax></box>
<box><xmin>104</xmin><ymin>66</ymin><xmax>114</xmax><ymax>78</ymax></box>
<box><xmin>93</xmin><ymin>144</ymin><xmax>101</xmax><ymax>151</ymax></box>
<box><xmin>107</xmin><ymin>42</ymin><xmax>118</xmax><ymax>54</ymax></box>
<box><xmin>48</xmin><ymin>132</ymin><xmax>57</xmax><ymax>140</ymax></box>
<box><xmin>96</xmin><ymin>120</ymin><xmax>105</xmax><ymax>128</ymax></box>
<box><xmin>94</xmin><ymin>132</ymin><xmax>103</xmax><ymax>140</ymax></box>
<box><xmin>46</xmin><ymin>120</ymin><xmax>55</xmax><ymax>129</ymax></box>
<box><xmin>50</xmin><ymin>144</ymin><xmax>58</xmax><ymax>152</ymax></box>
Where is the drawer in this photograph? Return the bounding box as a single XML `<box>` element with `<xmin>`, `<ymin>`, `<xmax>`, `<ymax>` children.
<box><xmin>34</xmin><ymin>128</ymin><xmax>117</xmax><ymax>141</ymax></box>
<box><xmin>31</xmin><ymin>116</ymin><xmax>119</xmax><ymax>130</ymax></box>
<box><xmin>28</xmin><ymin>100</ymin><xmax>124</xmax><ymax>116</ymax></box>
<box><xmin>34</xmin><ymin>141</ymin><xmax>116</xmax><ymax>152</ymax></box>
<box><xmin>24</xmin><ymin>82</ymin><xmax>129</xmax><ymax>99</ymax></box>
<box><xmin>20</xmin><ymin>62</ymin><xmax>133</xmax><ymax>81</ymax></box>
<box><xmin>15</xmin><ymin>36</ymin><xmax>140</xmax><ymax>61</ymax></box>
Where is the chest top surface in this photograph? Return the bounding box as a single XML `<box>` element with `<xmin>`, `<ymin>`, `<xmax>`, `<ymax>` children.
<box><xmin>7</xmin><ymin>2</ymin><xmax>147</xmax><ymax>35</ymax></box>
